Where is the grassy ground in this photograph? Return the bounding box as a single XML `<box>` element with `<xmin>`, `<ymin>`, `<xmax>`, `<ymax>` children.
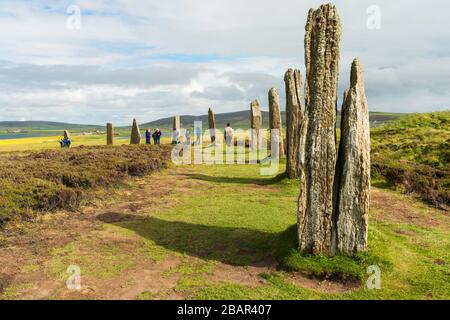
<box><xmin>0</xmin><ymin>112</ymin><xmax>448</xmax><ymax>300</ymax></box>
<box><xmin>371</xmin><ymin>111</ymin><xmax>449</xmax><ymax>209</ymax></box>
<box><xmin>0</xmin><ymin>156</ymin><xmax>448</xmax><ymax>300</ymax></box>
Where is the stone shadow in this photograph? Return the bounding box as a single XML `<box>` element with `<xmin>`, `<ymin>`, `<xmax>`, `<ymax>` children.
<box><xmin>181</xmin><ymin>172</ymin><xmax>286</xmax><ymax>186</ymax></box>
<box><xmin>97</xmin><ymin>213</ymin><xmax>297</xmax><ymax>267</ymax></box>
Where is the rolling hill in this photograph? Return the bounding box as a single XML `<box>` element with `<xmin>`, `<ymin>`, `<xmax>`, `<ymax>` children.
<box><xmin>139</xmin><ymin>110</ymin><xmax>267</xmax><ymax>131</ymax></box>
<box><xmin>139</xmin><ymin>110</ymin><xmax>408</xmax><ymax>131</ymax></box>
<box><xmin>0</xmin><ymin>111</ymin><xmax>407</xmax><ymax>135</ymax></box>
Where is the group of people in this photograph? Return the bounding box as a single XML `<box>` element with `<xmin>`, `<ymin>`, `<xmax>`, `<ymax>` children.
<box><xmin>172</xmin><ymin>123</ymin><xmax>235</xmax><ymax>146</ymax></box>
<box><xmin>145</xmin><ymin>128</ymin><xmax>162</xmax><ymax>145</ymax></box>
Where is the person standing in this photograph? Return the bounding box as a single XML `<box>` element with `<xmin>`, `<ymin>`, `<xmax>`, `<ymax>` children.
<box><xmin>224</xmin><ymin>123</ymin><xmax>234</xmax><ymax>147</ymax></box>
<box><xmin>145</xmin><ymin>128</ymin><xmax>151</xmax><ymax>144</ymax></box>
<box><xmin>153</xmin><ymin>128</ymin><xmax>162</xmax><ymax>145</ymax></box>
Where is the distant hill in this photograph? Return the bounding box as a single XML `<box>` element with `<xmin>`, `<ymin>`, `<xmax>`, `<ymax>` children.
<box><xmin>0</xmin><ymin>111</ymin><xmax>408</xmax><ymax>134</ymax></box>
<box><xmin>139</xmin><ymin>110</ymin><xmax>407</xmax><ymax>130</ymax></box>
<box><xmin>139</xmin><ymin>110</ymin><xmax>269</xmax><ymax>131</ymax></box>
<box><xmin>0</xmin><ymin>121</ymin><xmax>103</xmax><ymax>133</ymax></box>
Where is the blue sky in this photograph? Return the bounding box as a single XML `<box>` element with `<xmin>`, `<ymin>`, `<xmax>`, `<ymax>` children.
<box><xmin>0</xmin><ymin>0</ymin><xmax>449</xmax><ymax>125</ymax></box>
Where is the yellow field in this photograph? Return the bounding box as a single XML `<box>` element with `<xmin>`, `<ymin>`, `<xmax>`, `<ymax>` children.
<box><xmin>0</xmin><ymin>135</ymin><xmax>105</xmax><ymax>152</ymax></box>
<box><xmin>0</xmin><ymin>134</ymin><xmax>183</xmax><ymax>152</ymax></box>
<box><xmin>0</xmin><ymin>131</ymin><xmax>253</xmax><ymax>152</ymax></box>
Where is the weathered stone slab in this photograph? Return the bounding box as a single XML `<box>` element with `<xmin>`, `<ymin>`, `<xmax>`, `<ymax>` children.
<box><xmin>284</xmin><ymin>69</ymin><xmax>305</xmax><ymax>179</ymax></box>
<box><xmin>208</xmin><ymin>108</ymin><xmax>216</xmax><ymax>143</ymax></box>
<box><xmin>268</xmin><ymin>88</ymin><xmax>285</xmax><ymax>157</ymax></box>
<box><xmin>250</xmin><ymin>100</ymin><xmax>262</xmax><ymax>150</ymax></box>
<box><xmin>298</xmin><ymin>4</ymin><xmax>342</xmax><ymax>255</ymax></box>
<box><xmin>106</xmin><ymin>123</ymin><xmax>114</xmax><ymax>145</ymax></box>
<box><xmin>173</xmin><ymin>115</ymin><xmax>180</xmax><ymax>131</ymax></box>
<box><xmin>130</xmin><ymin>118</ymin><xmax>141</xmax><ymax>144</ymax></box>
<box><xmin>172</xmin><ymin>115</ymin><xmax>180</xmax><ymax>144</ymax></box>
<box><xmin>63</xmin><ymin>130</ymin><xmax>70</xmax><ymax>140</ymax></box>
<box><xmin>334</xmin><ymin>58</ymin><xmax>370</xmax><ymax>254</ymax></box>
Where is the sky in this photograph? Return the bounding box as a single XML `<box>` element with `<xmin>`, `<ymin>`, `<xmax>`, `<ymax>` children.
<box><xmin>0</xmin><ymin>0</ymin><xmax>449</xmax><ymax>125</ymax></box>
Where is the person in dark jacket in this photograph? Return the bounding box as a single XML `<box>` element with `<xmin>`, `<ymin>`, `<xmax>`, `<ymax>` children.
<box><xmin>152</xmin><ymin>128</ymin><xmax>162</xmax><ymax>145</ymax></box>
<box><xmin>145</xmin><ymin>128</ymin><xmax>151</xmax><ymax>144</ymax></box>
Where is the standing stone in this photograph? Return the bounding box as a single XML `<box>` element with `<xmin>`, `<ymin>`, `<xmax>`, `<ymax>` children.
<box><xmin>63</xmin><ymin>130</ymin><xmax>70</xmax><ymax>140</ymax></box>
<box><xmin>250</xmin><ymin>100</ymin><xmax>262</xmax><ymax>150</ymax></box>
<box><xmin>106</xmin><ymin>123</ymin><xmax>114</xmax><ymax>145</ymax></box>
<box><xmin>208</xmin><ymin>108</ymin><xmax>216</xmax><ymax>143</ymax></box>
<box><xmin>297</xmin><ymin>4</ymin><xmax>342</xmax><ymax>255</ymax></box>
<box><xmin>268</xmin><ymin>88</ymin><xmax>285</xmax><ymax>157</ymax></box>
<box><xmin>334</xmin><ymin>58</ymin><xmax>370</xmax><ymax>254</ymax></box>
<box><xmin>304</xmin><ymin>9</ymin><xmax>313</xmax><ymax>112</ymax></box>
<box><xmin>130</xmin><ymin>118</ymin><xmax>141</xmax><ymax>144</ymax></box>
<box><xmin>284</xmin><ymin>69</ymin><xmax>305</xmax><ymax>179</ymax></box>
<box><xmin>172</xmin><ymin>115</ymin><xmax>180</xmax><ymax>144</ymax></box>
<box><xmin>173</xmin><ymin>115</ymin><xmax>180</xmax><ymax>131</ymax></box>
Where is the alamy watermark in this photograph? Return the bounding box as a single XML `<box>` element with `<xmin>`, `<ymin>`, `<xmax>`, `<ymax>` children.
<box><xmin>171</xmin><ymin>122</ymin><xmax>280</xmax><ymax>176</ymax></box>
<box><xmin>366</xmin><ymin>265</ymin><xmax>382</xmax><ymax>290</ymax></box>
<box><xmin>66</xmin><ymin>264</ymin><xmax>81</xmax><ymax>290</ymax></box>
<box><xmin>66</xmin><ymin>5</ymin><xmax>81</xmax><ymax>30</ymax></box>
<box><xmin>367</xmin><ymin>5</ymin><xmax>381</xmax><ymax>30</ymax></box>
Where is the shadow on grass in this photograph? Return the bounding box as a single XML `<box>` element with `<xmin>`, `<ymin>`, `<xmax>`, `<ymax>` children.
<box><xmin>97</xmin><ymin>214</ymin><xmax>377</xmax><ymax>281</ymax></box>
<box><xmin>181</xmin><ymin>172</ymin><xmax>287</xmax><ymax>186</ymax></box>
<box><xmin>97</xmin><ymin>213</ymin><xmax>298</xmax><ymax>267</ymax></box>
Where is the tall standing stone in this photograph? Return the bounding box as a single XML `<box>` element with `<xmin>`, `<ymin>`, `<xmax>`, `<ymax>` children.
<box><xmin>208</xmin><ymin>108</ymin><xmax>216</xmax><ymax>143</ymax></box>
<box><xmin>130</xmin><ymin>118</ymin><xmax>141</xmax><ymax>145</ymax></box>
<box><xmin>334</xmin><ymin>58</ymin><xmax>370</xmax><ymax>254</ymax></box>
<box><xmin>284</xmin><ymin>69</ymin><xmax>305</xmax><ymax>179</ymax></box>
<box><xmin>268</xmin><ymin>88</ymin><xmax>285</xmax><ymax>157</ymax></box>
<box><xmin>106</xmin><ymin>123</ymin><xmax>114</xmax><ymax>145</ymax></box>
<box><xmin>63</xmin><ymin>130</ymin><xmax>70</xmax><ymax>140</ymax></box>
<box><xmin>250</xmin><ymin>100</ymin><xmax>262</xmax><ymax>150</ymax></box>
<box><xmin>297</xmin><ymin>4</ymin><xmax>342</xmax><ymax>255</ymax></box>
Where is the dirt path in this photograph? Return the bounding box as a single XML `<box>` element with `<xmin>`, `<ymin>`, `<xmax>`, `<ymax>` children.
<box><xmin>0</xmin><ymin>166</ymin><xmax>446</xmax><ymax>300</ymax></box>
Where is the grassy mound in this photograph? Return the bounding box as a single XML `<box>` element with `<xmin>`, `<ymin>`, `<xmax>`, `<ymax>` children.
<box><xmin>0</xmin><ymin>145</ymin><xmax>172</xmax><ymax>227</ymax></box>
<box><xmin>371</xmin><ymin>111</ymin><xmax>450</xmax><ymax>210</ymax></box>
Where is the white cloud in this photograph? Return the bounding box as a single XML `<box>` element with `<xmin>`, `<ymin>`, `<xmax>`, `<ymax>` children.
<box><xmin>0</xmin><ymin>0</ymin><xmax>449</xmax><ymax>124</ymax></box>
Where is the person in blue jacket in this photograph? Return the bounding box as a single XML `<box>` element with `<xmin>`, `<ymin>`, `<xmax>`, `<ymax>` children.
<box><xmin>59</xmin><ymin>137</ymin><xmax>71</xmax><ymax>148</ymax></box>
<box><xmin>145</xmin><ymin>128</ymin><xmax>151</xmax><ymax>144</ymax></box>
